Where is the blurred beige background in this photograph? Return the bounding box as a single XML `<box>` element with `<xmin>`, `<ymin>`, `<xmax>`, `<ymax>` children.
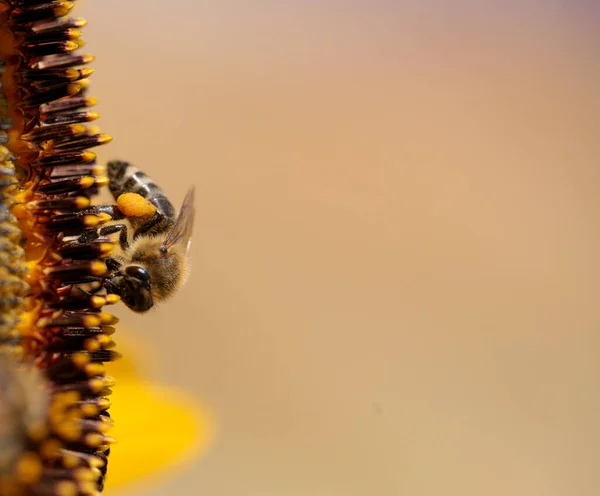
<box><xmin>80</xmin><ymin>1</ymin><xmax>600</xmax><ymax>495</ymax></box>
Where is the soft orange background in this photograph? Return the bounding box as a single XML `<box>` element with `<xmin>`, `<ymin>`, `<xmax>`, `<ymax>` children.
<box><xmin>81</xmin><ymin>1</ymin><xmax>600</xmax><ymax>495</ymax></box>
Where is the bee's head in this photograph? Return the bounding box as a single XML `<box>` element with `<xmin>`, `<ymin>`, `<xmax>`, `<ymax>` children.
<box><xmin>105</xmin><ymin>265</ymin><xmax>154</xmax><ymax>313</ymax></box>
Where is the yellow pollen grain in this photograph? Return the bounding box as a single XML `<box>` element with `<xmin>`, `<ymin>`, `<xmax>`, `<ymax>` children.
<box><xmin>85</xmin><ymin>362</ymin><xmax>106</xmax><ymax>377</ymax></box>
<box><xmin>83</xmin><ymin>215</ymin><xmax>100</xmax><ymax>227</ymax></box>
<box><xmin>80</xmin><ymin>67</ymin><xmax>94</xmax><ymax>78</ymax></box>
<box><xmin>98</xmin><ymin>243</ymin><xmax>114</xmax><ymax>256</ymax></box>
<box><xmin>10</xmin><ymin>203</ymin><xmax>27</xmax><ymax>220</ymax></box>
<box><xmin>67</xmin><ymin>83</ymin><xmax>82</xmax><ymax>95</ymax></box>
<box><xmin>67</xmin><ymin>28</ymin><xmax>82</xmax><ymax>40</ymax></box>
<box><xmin>84</xmin><ymin>433</ymin><xmax>103</xmax><ymax>447</ymax></box>
<box><xmin>56</xmin><ymin>480</ymin><xmax>78</xmax><ymax>496</ymax></box>
<box><xmin>90</xmin><ymin>260</ymin><xmax>107</xmax><ymax>276</ymax></box>
<box><xmin>16</xmin><ymin>453</ymin><xmax>43</xmax><ymax>485</ymax></box>
<box><xmin>99</xmin><ymin>415</ymin><xmax>114</xmax><ymax>426</ymax></box>
<box><xmin>90</xmin><ymin>295</ymin><xmax>104</xmax><ymax>308</ymax></box>
<box><xmin>88</xmin><ymin>378</ymin><xmax>104</xmax><ymax>393</ymax></box>
<box><xmin>98</xmin><ymin>312</ymin><xmax>118</xmax><ymax>325</ymax></box>
<box><xmin>89</xmin><ymin>467</ymin><xmax>102</xmax><ymax>479</ymax></box>
<box><xmin>74</xmin><ymin>467</ymin><xmax>99</xmax><ymax>482</ymax></box>
<box><xmin>80</xmin><ymin>403</ymin><xmax>98</xmax><ymax>417</ymax></box>
<box><xmin>56</xmin><ymin>391</ymin><xmax>80</xmax><ymax>406</ymax></box>
<box><xmin>101</xmin><ymin>325</ymin><xmax>116</xmax><ymax>335</ymax></box>
<box><xmin>84</xmin><ymin>338</ymin><xmax>100</xmax><ymax>352</ymax></box>
<box><xmin>17</xmin><ymin>308</ymin><xmax>43</xmax><ymax>335</ymax></box>
<box><xmin>71</xmin><ymin>124</ymin><xmax>87</xmax><ymax>135</ymax></box>
<box><xmin>56</xmin><ymin>421</ymin><xmax>82</xmax><ymax>442</ymax></box>
<box><xmin>65</xmin><ymin>67</ymin><xmax>79</xmax><ymax>81</ymax></box>
<box><xmin>64</xmin><ymin>41</ymin><xmax>78</xmax><ymax>52</ymax></box>
<box><xmin>80</xmin><ymin>176</ymin><xmax>95</xmax><ymax>188</ymax></box>
<box><xmin>105</xmin><ymin>294</ymin><xmax>120</xmax><ymax>304</ymax></box>
<box><xmin>97</xmin><ymin>212</ymin><xmax>112</xmax><ymax>223</ymax></box>
<box><xmin>40</xmin><ymin>438</ymin><xmax>63</xmax><ymax>460</ymax></box>
<box><xmin>77</xmin><ymin>481</ymin><xmax>97</xmax><ymax>495</ymax></box>
<box><xmin>88</xmin><ymin>455</ymin><xmax>105</xmax><ymax>469</ymax></box>
<box><xmin>83</xmin><ymin>315</ymin><xmax>101</xmax><ymax>327</ymax></box>
<box><xmin>72</xmin><ymin>352</ymin><xmax>90</xmax><ymax>368</ymax></box>
<box><xmin>60</xmin><ymin>452</ymin><xmax>79</xmax><ymax>469</ymax></box>
<box><xmin>81</xmin><ymin>151</ymin><xmax>96</xmax><ymax>163</ymax></box>
<box><xmin>26</xmin><ymin>420</ymin><xmax>48</xmax><ymax>442</ymax></box>
<box><xmin>102</xmin><ymin>376</ymin><xmax>117</xmax><ymax>387</ymax></box>
<box><xmin>92</xmin><ymin>165</ymin><xmax>106</xmax><ymax>175</ymax></box>
<box><xmin>97</xmin><ymin>422</ymin><xmax>111</xmax><ymax>434</ymax></box>
<box><xmin>73</xmin><ymin>18</ymin><xmax>88</xmax><ymax>28</ymax></box>
<box><xmin>78</xmin><ymin>79</ymin><xmax>91</xmax><ymax>89</ymax></box>
<box><xmin>75</xmin><ymin>196</ymin><xmax>91</xmax><ymax>208</ymax></box>
<box><xmin>95</xmin><ymin>176</ymin><xmax>109</xmax><ymax>186</ymax></box>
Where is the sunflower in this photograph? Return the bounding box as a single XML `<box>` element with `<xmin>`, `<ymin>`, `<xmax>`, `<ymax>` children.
<box><xmin>0</xmin><ymin>2</ymin><xmax>211</xmax><ymax>495</ymax></box>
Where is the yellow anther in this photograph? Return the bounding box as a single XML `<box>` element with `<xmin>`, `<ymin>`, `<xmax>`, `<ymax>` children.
<box><xmin>72</xmin><ymin>352</ymin><xmax>91</xmax><ymax>368</ymax></box>
<box><xmin>16</xmin><ymin>453</ymin><xmax>42</xmax><ymax>485</ymax></box>
<box><xmin>90</xmin><ymin>260</ymin><xmax>107</xmax><ymax>276</ymax></box>
<box><xmin>105</xmin><ymin>294</ymin><xmax>120</xmax><ymax>304</ymax></box>
<box><xmin>56</xmin><ymin>481</ymin><xmax>78</xmax><ymax>496</ymax></box>
<box><xmin>75</xmin><ymin>196</ymin><xmax>91</xmax><ymax>208</ymax></box>
<box><xmin>83</xmin><ymin>315</ymin><xmax>101</xmax><ymax>327</ymax></box>
<box><xmin>67</xmin><ymin>82</ymin><xmax>82</xmax><ymax>95</ymax></box>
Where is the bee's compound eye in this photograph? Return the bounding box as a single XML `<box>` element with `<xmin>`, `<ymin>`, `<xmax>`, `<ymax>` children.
<box><xmin>125</xmin><ymin>265</ymin><xmax>151</xmax><ymax>283</ymax></box>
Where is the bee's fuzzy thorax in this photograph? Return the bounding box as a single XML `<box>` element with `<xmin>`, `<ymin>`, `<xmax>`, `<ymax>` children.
<box><xmin>0</xmin><ymin>2</ymin><xmax>119</xmax><ymax>494</ymax></box>
<box><xmin>121</xmin><ymin>235</ymin><xmax>189</xmax><ymax>304</ymax></box>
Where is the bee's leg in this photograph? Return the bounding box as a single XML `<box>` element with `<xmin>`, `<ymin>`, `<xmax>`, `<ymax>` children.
<box><xmin>105</xmin><ymin>257</ymin><xmax>121</xmax><ymax>272</ymax></box>
<box><xmin>78</xmin><ymin>284</ymin><xmax>103</xmax><ymax>297</ymax></box>
<box><xmin>98</xmin><ymin>224</ymin><xmax>130</xmax><ymax>251</ymax></box>
<box><xmin>76</xmin><ymin>228</ymin><xmax>100</xmax><ymax>244</ymax></box>
<box><xmin>80</xmin><ymin>204</ymin><xmax>126</xmax><ymax>221</ymax></box>
<box><xmin>133</xmin><ymin>210</ymin><xmax>167</xmax><ymax>239</ymax></box>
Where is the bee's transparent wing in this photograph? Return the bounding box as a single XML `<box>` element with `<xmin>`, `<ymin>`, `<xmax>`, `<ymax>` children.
<box><xmin>161</xmin><ymin>186</ymin><xmax>195</xmax><ymax>254</ymax></box>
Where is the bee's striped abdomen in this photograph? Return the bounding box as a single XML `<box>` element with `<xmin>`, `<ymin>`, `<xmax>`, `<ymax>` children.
<box><xmin>107</xmin><ymin>160</ymin><xmax>176</xmax><ymax>225</ymax></box>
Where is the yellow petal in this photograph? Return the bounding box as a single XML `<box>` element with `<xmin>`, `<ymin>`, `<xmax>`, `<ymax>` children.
<box><xmin>103</xmin><ymin>332</ymin><xmax>215</xmax><ymax>490</ymax></box>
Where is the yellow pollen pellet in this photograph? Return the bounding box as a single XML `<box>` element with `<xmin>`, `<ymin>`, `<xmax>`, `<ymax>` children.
<box><xmin>117</xmin><ymin>192</ymin><xmax>157</xmax><ymax>217</ymax></box>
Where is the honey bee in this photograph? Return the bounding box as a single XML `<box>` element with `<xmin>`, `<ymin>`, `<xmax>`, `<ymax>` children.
<box><xmin>89</xmin><ymin>160</ymin><xmax>195</xmax><ymax>313</ymax></box>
